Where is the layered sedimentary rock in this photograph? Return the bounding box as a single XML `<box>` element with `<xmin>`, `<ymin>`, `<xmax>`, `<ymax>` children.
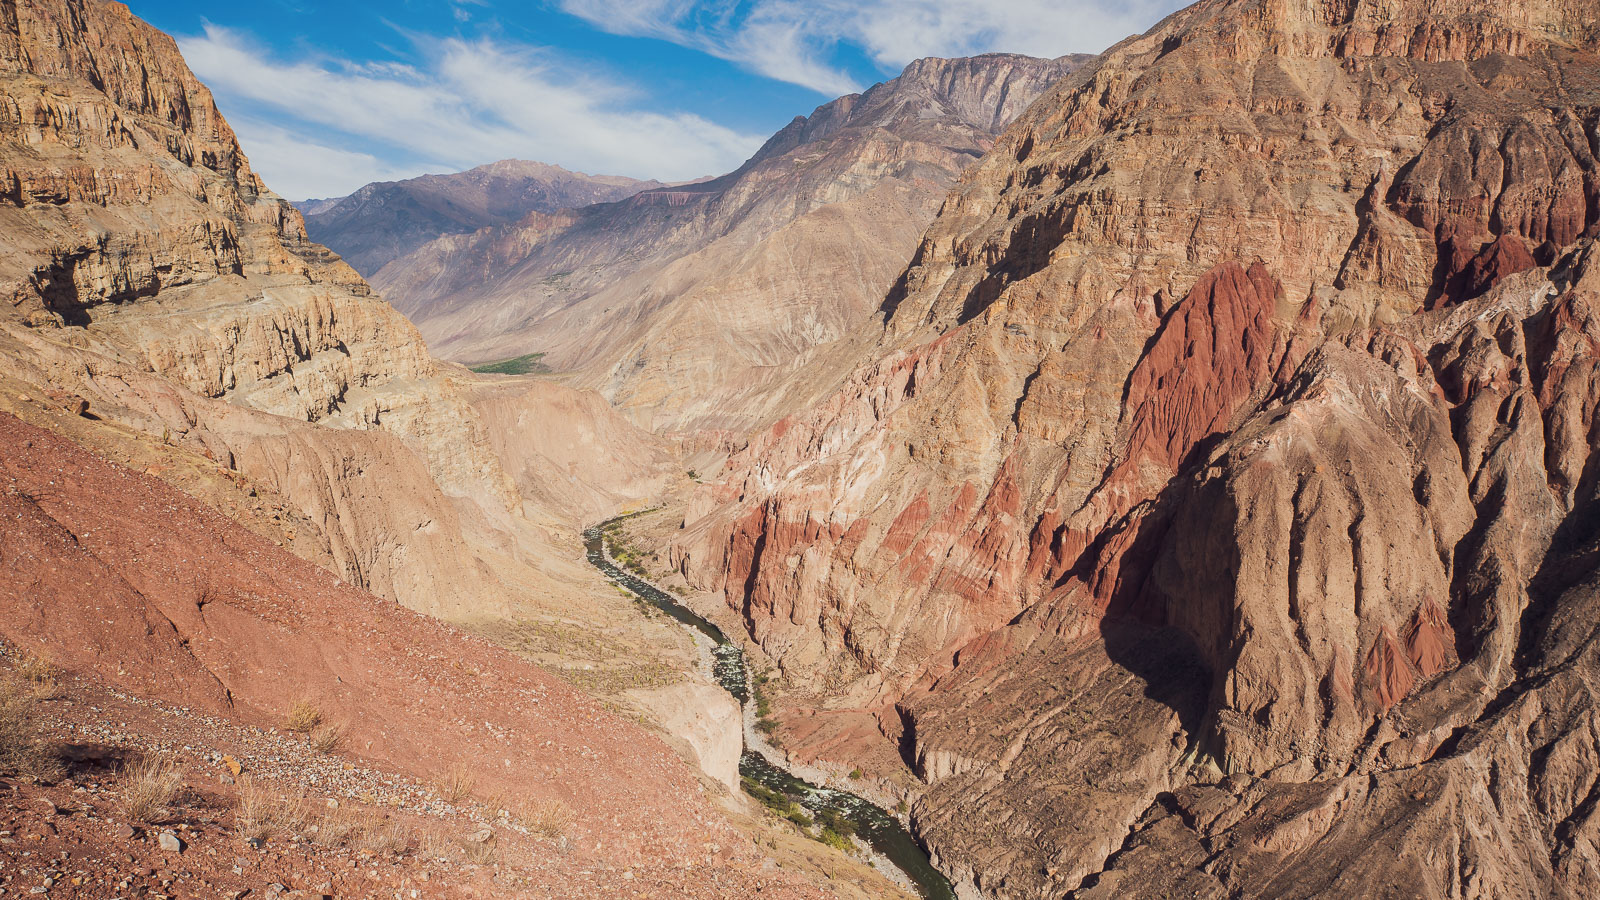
<box><xmin>673</xmin><ymin>0</ymin><xmax>1600</xmax><ymax>896</ymax></box>
<box><xmin>374</xmin><ymin>53</ymin><xmax>1091</xmax><ymax>434</ymax></box>
<box><xmin>0</xmin><ymin>0</ymin><xmax>671</xmax><ymax>621</ymax></box>
<box><xmin>301</xmin><ymin>159</ymin><xmax>664</xmax><ymax>277</ymax></box>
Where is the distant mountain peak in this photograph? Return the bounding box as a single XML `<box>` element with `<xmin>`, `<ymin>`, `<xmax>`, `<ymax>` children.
<box><xmin>302</xmin><ymin>161</ymin><xmax>662</xmax><ymax>276</ymax></box>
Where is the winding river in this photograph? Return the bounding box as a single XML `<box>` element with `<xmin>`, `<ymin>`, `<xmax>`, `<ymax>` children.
<box><xmin>584</xmin><ymin>520</ymin><xmax>956</xmax><ymax>900</ymax></box>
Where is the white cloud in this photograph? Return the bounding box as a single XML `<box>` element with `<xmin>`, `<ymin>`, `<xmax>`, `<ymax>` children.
<box><xmin>224</xmin><ymin>117</ymin><xmax>438</xmax><ymax>201</ymax></box>
<box><xmin>554</xmin><ymin>0</ymin><xmax>861</xmax><ymax>95</ymax></box>
<box><xmin>178</xmin><ymin>26</ymin><xmax>765</xmax><ymax>199</ymax></box>
<box><xmin>558</xmin><ymin>0</ymin><xmax>1180</xmax><ymax>94</ymax></box>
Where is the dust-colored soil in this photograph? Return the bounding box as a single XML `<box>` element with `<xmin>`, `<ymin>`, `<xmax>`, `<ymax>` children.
<box><xmin>0</xmin><ymin>411</ymin><xmax>841</xmax><ymax>899</ymax></box>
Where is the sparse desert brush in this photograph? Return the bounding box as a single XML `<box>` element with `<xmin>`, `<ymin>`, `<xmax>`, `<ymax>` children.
<box><xmin>479</xmin><ymin>791</ymin><xmax>510</xmax><ymax>817</ymax></box>
<box><xmin>118</xmin><ymin>755</ymin><xmax>183</xmax><ymax>823</ymax></box>
<box><xmin>309</xmin><ymin>723</ymin><xmax>343</xmax><ymax>753</ymax></box>
<box><xmin>417</xmin><ymin>826</ymin><xmax>455</xmax><ymax>862</ymax></box>
<box><xmin>235</xmin><ymin>775</ymin><xmax>297</xmax><ymax>840</ymax></box>
<box><xmin>518</xmin><ymin>798</ymin><xmax>572</xmax><ymax>839</ymax></box>
<box><xmin>312</xmin><ymin>806</ymin><xmax>360</xmax><ymax>847</ymax></box>
<box><xmin>360</xmin><ymin>816</ymin><xmax>413</xmax><ymax>855</ymax></box>
<box><xmin>283</xmin><ymin>699</ymin><xmax>322</xmax><ymax>733</ymax></box>
<box><xmin>438</xmin><ymin>766</ymin><xmax>476</xmax><ymax>803</ymax></box>
<box><xmin>0</xmin><ymin>677</ymin><xmax>63</xmax><ymax>780</ymax></box>
<box><xmin>15</xmin><ymin>653</ymin><xmax>61</xmax><ymax>699</ymax></box>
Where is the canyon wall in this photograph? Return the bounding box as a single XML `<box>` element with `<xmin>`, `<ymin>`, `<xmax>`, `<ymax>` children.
<box><xmin>0</xmin><ymin>0</ymin><xmax>671</xmax><ymax>622</ymax></box>
<box><xmin>673</xmin><ymin>0</ymin><xmax>1600</xmax><ymax>895</ymax></box>
<box><xmin>373</xmin><ymin>53</ymin><xmax>1092</xmax><ymax>435</ymax></box>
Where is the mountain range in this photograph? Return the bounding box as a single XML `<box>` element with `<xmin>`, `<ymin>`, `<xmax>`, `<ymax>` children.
<box><xmin>2</xmin><ymin>0</ymin><xmax>1599</xmax><ymax>898</ymax></box>
<box><xmin>356</xmin><ymin>52</ymin><xmax>1092</xmax><ymax>435</ymax></box>
<box><xmin>299</xmin><ymin>160</ymin><xmax>666</xmax><ymax>276</ymax></box>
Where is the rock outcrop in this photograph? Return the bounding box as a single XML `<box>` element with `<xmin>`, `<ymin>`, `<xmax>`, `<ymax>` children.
<box><xmin>302</xmin><ymin>159</ymin><xmax>664</xmax><ymax>277</ymax></box>
<box><xmin>373</xmin><ymin>53</ymin><xmax>1092</xmax><ymax>434</ymax></box>
<box><xmin>0</xmin><ymin>3</ymin><xmax>817</xmax><ymax>895</ymax></box>
<box><xmin>0</xmin><ymin>0</ymin><xmax>671</xmax><ymax>621</ymax></box>
<box><xmin>672</xmin><ymin>0</ymin><xmax>1600</xmax><ymax>896</ymax></box>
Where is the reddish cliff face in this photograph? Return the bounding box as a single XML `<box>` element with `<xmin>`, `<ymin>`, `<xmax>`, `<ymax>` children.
<box><xmin>674</xmin><ymin>0</ymin><xmax>1600</xmax><ymax>896</ymax></box>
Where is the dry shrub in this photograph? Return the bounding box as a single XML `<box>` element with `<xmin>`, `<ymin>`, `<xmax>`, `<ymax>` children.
<box><xmin>438</xmin><ymin>766</ymin><xmax>476</xmax><ymax>804</ymax></box>
<box><xmin>16</xmin><ymin>653</ymin><xmax>61</xmax><ymax>700</ymax></box>
<box><xmin>283</xmin><ymin>699</ymin><xmax>322</xmax><ymax>734</ymax></box>
<box><xmin>360</xmin><ymin>817</ymin><xmax>413</xmax><ymax>856</ymax></box>
<box><xmin>309</xmin><ymin>723</ymin><xmax>343</xmax><ymax>754</ymax></box>
<box><xmin>417</xmin><ymin>827</ymin><xmax>456</xmax><ymax>862</ymax></box>
<box><xmin>118</xmin><ymin>755</ymin><xmax>183</xmax><ymax>823</ymax></box>
<box><xmin>480</xmin><ymin>791</ymin><xmax>508</xmax><ymax>817</ymax></box>
<box><xmin>235</xmin><ymin>776</ymin><xmax>306</xmax><ymax>840</ymax></box>
<box><xmin>311</xmin><ymin>806</ymin><xmax>361</xmax><ymax>847</ymax></box>
<box><xmin>0</xmin><ymin>677</ymin><xmax>62</xmax><ymax>780</ymax></box>
<box><xmin>519</xmin><ymin>798</ymin><xmax>572</xmax><ymax>839</ymax></box>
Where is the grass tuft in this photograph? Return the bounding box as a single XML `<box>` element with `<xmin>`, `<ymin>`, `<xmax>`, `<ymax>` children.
<box><xmin>438</xmin><ymin>766</ymin><xmax>476</xmax><ymax>804</ymax></box>
<box><xmin>0</xmin><ymin>675</ymin><xmax>62</xmax><ymax>780</ymax></box>
<box><xmin>118</xmin><ymin>755</ymin><xmax>183</xmax><ymax>823</ymax></box>
<box><xmin>518</xmin><ymin>798</ymin><xmax>571</xmax><ymax>839</ymax></box>
<box><xmin>283</xmin><ymin>699</ymin><xmax>322</xmax><ymax>734</ymax></box>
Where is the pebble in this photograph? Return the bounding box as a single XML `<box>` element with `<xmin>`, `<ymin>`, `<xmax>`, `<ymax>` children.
<box><xmin>156</xmin><ymin>832</ymin><xmax>184</xmax><ymax>853</ymax></box>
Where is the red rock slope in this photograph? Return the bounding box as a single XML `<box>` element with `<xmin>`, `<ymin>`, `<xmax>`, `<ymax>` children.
<box><xmin>0</xmin><ymin>410</ymin><xmax>831</xmax><ymax>898</ymax></box>
<box><xmin>671</xmin><ymin>0</ymin><xmax>1600</xmax><ymax>896</ymax></box>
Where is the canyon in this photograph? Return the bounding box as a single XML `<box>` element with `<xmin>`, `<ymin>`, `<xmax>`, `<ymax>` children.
<box><xmin>658</xmin><ymin>0</ymin><xmax>1600</xmax><ymax>897</ymax></box>
<box><xmin>366</xmin><ymin>52</ymin><xmax>1091</xmax><ymax>435</ymax></box>
<box><xmin>0</xmin><ymin>0</ymin><xmax>902</xmax><ymax>896</ymax></box>
<box><xmin>4</xmin><ymin>0</ymin><xmax>1600</xmax><ymax>898</ymax></box>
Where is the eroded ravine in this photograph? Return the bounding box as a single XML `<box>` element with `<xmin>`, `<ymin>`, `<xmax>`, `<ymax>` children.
<box><xmin>584</xmin><ymin>520</ymin><xmax>957</xmax><ymax>900</ymax></box>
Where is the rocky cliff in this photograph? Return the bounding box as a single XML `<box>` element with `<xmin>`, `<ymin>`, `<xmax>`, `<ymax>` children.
<box><xmin>302</xmin><ymin>159</ymin><xmax>664</xmax><ymax>277</ymax></box>
<box><xmin>373</xmin><ymin>53</ymin><xmax>1092</xmax><ymax>434</ymax></box>
<box><xmin>0</xmin><ymin>2</ymin><xmax>856</xmax><ymax>894</ymax></box>
<box><xmin>0</xmin><ymin>0</ymin><xmax>671</xmax><ymax>622</ymax></box>
<box><xmin>672</xmin><ymin>0</ymin><xmax>1600</xmax><ymax>896</ymax></box>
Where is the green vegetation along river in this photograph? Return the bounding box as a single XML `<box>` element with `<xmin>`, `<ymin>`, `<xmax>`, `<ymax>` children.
<box><xmin>584</xmin><ymin>520</ymin><xmax>957</xmax><ymax>900</ymax></box>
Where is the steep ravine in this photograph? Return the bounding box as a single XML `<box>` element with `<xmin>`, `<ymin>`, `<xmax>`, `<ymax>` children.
<box><xmin>584</xmin><ymin>519</ymin><xmax>958</xmax><ymax>900</ymax></box>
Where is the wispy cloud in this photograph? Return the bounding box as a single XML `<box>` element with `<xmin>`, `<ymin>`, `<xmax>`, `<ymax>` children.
<box><xmin>557</xmin><ymin>0</ymin><xmax>1179</xmax><ymax>95</ymax></box>
<box><xmin>178</xmin><ymin>25</ymin><xmax>765</xmax><ymax>199</ymax></box>
<box><xmin>554</xmin><ymin>0</ymin><xmax>861</xmax><ymax>95</ymax></box>
<box><xmin>223</xmin><ymin>117</ymin><xmax>436</xmax><ymax>200</ymax></box>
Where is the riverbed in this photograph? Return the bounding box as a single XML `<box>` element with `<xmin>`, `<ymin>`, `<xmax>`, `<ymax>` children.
<box><xmin>583</xmin><ymin>520</ymin><xmax>956</xmax><ymax>900</ymax></box>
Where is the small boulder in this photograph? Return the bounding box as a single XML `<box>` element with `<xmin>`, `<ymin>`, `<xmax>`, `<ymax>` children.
<box><xmin>157</xmin><ymin>831</ymin><xmax>185</xmax><ymax>853</ymax></box>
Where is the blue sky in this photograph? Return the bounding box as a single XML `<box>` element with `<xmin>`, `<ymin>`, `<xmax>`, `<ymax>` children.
<box><xmin>129</xmin><ymin>0</ymin><xmax>1181</xmax><ymax>200</ymax></box>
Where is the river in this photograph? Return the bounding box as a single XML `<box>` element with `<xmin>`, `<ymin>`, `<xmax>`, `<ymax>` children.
<box><xmin>583</xmin><ymin>520</ymin><xmax>956</xmax><ymax>900</ymax></box>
